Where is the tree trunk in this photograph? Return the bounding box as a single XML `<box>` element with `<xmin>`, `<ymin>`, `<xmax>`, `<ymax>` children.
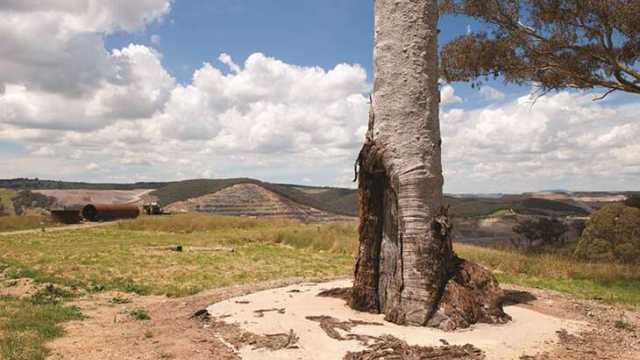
<box><xmin>351</xmin><ymin>0</ymin><xmax>510</xmax><ymax>330</ymax></box>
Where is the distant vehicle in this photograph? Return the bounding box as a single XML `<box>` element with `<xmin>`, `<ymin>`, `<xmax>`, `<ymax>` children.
<box><xmin>143</xmin><ymin>202</ymin><xmax>165</xmax><ymax>215</ymax></box>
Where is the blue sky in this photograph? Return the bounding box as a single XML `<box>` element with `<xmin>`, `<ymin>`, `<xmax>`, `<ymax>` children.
<box><xmin>107</xmin><ymin>1</ymin><xmax>375</xmax><ymax>84</ymax></box>
<box><xmin>1</xmin><ymin>1</ymin><xmax>639</xmax><ymax>193</ymax></box>
<box><xmin>105</xmin><ymin>1</ymin><xmax>523</xmax><ymax>105</ymax></box>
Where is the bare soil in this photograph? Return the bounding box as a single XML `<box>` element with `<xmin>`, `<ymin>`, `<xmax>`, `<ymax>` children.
<box><xmin>34</xmin><ymin>189</ymin><xmax>153</xmax><ymax>207</ymax></box>
<box><xmin>44</xmin><ymin>280</ymin><xmax>639</xmax><ymax>360</ymax></box>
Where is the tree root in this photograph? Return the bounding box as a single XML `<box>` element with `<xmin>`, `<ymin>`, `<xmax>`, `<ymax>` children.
<box><xmin>211</xmin><ymin>318</ymin><xmax>299</xmax><ymax>351</ymax></box>
<box><xmin>332</xmin><ymin>257</ymin><xmax>510</xmax><ymax>331</ymax></box>
<box><xmin>427</xmin><ymin>257</ymin><xmax>512</xmax><ymax>331</ymax></box>
<box><xmin>344</xmin><ymin>335</ymin><xmax>485</xmax><ymax>360</ymax></box>
<box><xmin>305</xmin><ymin>314</ymin><xmax>485</xmax><ymax>359</ymax></box>
<box><xmin>318</xmin><ymin>287</ymin><xmax>352</xmax><ymax>302</ymax></box>
<box><xmin>305</xmin><ymin>315</ymin><xmax>383</xmax><ymax>343</ymax></box>
<box><xmin>253</xmin><ymin>308</ymin><xmax>285</xmax><ymax>317</ymax></box>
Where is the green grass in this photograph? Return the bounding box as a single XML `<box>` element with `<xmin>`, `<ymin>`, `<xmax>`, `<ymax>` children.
<box><xmin>0</xmin><ymin>214</ymin><xmax>356</xmax><ymax>358</ymax></box>
<box><xmin>0</xmin><ymin>214</ymin><xmax>356</xmax><ymax>298</ymax></box>
<box><xmin>109</xmin><ymin>296</ymin><xmax>131</xmax><ymax>304</ymax></box>
<box><xmin>1</xmin><ymin>214</ymin><xmax>638</xmax><ymax>306</ymax></box>
<box><xmin>0</xmin><ymin>296</ymin><xmax>83</xmax><ymax>360</ymax></box>
<box><xmin>129</xmin><ymin>308</ymin><xmax>150</xmax><ymax>321</ymax></box>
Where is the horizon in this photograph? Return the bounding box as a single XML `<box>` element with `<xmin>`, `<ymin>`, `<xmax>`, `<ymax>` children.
<box><xmin>1</xmin><ymin>177</ymin><xmax>636</xmax><ymax>196</ymax></box>
<box><xmin>1</xmin><ymin>1</ymin><xmax>639</xmax><ymax>193</ymax></box>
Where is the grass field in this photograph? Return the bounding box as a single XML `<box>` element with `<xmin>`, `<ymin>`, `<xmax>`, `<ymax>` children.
<box><xmin>0</xmin><ymin>189</ymin><xmax>16</xmax><ymax>217</ymax></box>
<box><xmin>0</xmin><ymin>294</ymin><xmax>82</xmax><ymax>360</ymax></box>
<box><xmin>0</xmin><ymin>216</ymin><xmax>54</xmax><ymax>233</ymax></box>
<box><xmin>1</xmin><ymin>213</ymin><xmax>638</xmax><ymax>359</ymax></box>
<box><xmin>456</xmin><ymin>245</ymin><xmax>640</xmax><ymax>306</ymax></box>
<box><xmin>1</xmin><ymin>214</ymin><xmax>356</xmax><ymax>297</ymax></box>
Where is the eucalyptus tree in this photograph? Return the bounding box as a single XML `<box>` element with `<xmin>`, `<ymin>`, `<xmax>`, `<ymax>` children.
<box><xmin>351</xmin><ymin>0</ymin><xmax>509</xmax><ymax>330</ymax></box>
<box><xmin>441</xmin><ymin>0</ymin><xmax>640</xmax><ymax>99</ymax></box>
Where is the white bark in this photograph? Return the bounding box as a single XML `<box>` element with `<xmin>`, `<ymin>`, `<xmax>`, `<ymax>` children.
<box><xmin>372</xmin><ymin>0</ymin><xmax>445</xmax><ymax>325</ymax></box>
<box><xmin>352</xmin><ymin>0</ymin><xmax>509</xmax><ymax>329</ymax></box>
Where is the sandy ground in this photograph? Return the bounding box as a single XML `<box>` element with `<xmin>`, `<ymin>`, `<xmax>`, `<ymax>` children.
<box><xmin>34</xmin><ymin>278</ymin><xmax>639</xmax><ymax>360</ymax></box>
<box><xmin>34</xmin><ymin>189</ymin><xmax>153</xmax><ymax>207</ymax></box>
<box><xmin>206</xmin><ymin>280</ymin><xmax>584</xmax><ymax>360</ymax></box>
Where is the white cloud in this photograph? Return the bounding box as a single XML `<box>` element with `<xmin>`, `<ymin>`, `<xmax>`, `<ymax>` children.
<box><xmin>1</xmin><ymin>1</ymin><xmax>639</xmax><ymax>192</ymax></box>
<box><xmin>0</xmin><ymin>0</ymin><xmax>171</xmax><ymax>96</ymax></box>
<box><xmin>1</xmin><ymin>49</ymin><xmax>371</xmax><ymax>185</ymax></box>
<box><xmin>86</xmin><ymin>162</ymin><xmax>99</xmax><ymax>171</ymax></box>
<box><xmin>218</xmin><ymin>53</ymin><xmax>241</xmax><ymax>73</ymax></box>
<box><xmin>441</xmin><ymin>85</ymin><xmax>462</xmax><ymax>105</ymax></box>
<box><xmin>0</xmin><ymin>45</ymin><xmax>175</xmax><ymax>131</ymax></box>
<box><xmin>479</xmin><ymin>86</ymin><xmax>505</xmax><ymax>100</ymax></box>
<box><xmin>442</xmin><ymin>91</ymin><xmax>640</xmax><ymax>192</ymax></box>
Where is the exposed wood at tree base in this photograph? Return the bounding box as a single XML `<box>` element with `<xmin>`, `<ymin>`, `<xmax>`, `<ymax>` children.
<box><xmin>344</xmin><ymin>335</ymin><xmax>485</xmax><ymax>360</ymax></box>
<box><xmin>351</xmin><ymin>139</ymin><xmax>509</xmax><ymax>330</ymax></box>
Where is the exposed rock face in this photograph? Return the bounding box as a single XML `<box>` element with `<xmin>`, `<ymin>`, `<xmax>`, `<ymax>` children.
<box><xmin>166</xmin><ymin>183</ymin><xmax>352</xmax><ymax>223</ymax></box>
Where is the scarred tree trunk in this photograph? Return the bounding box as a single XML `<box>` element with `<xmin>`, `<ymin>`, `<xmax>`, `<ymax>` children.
<box><xmin>351</xmin><ymin>0</ymin><xmax>510</xmax><ymax>330</ymax></box>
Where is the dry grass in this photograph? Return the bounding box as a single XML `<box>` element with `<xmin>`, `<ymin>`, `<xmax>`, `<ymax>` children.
<box><xmin>0</xmin><ymin>215</ymin><xmax>356</xmax><ymax>298</ymax></box>
<box><xmin>118</xmin><ymin>213</ymin><xmax>359</xmax><ymax>255</ymax></box>
<box><xmin>0</xmin><ymin>188</ymin><xmax>16</xmax><ymax>216</ymax></box>
<box><xmin>0</xmin><ymin>216</ymin><xmax>54</xmax><ymax>233</ymax></box>
<box><xmin>1</xmin><ymin>213</ymin><xmax>638</xmax><ymax>304</ymax></box>
<box><xmin>456</xmin><ymin>244</ymin><xmax>640</xmax><ymax>306</ymax></box>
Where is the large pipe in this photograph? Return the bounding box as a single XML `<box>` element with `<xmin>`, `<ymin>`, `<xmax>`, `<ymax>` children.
<box><xmin>81</xmin><ymin>204</ymin><xmax>140</xmax><ymax>222</ymax></box>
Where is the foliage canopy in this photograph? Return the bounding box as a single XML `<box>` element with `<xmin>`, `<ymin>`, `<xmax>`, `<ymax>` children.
<box><xmin>575</xmin><ymin>203</ymin><xmax>640</xmax><ymax>263</ymax></box>
<box><xmin>441</xmin><ymin>0</ymin><xmax>640</xmax><ymax>97</ymax></box>
<box><xmin>512</xmin><ymin>216</ymin><xmax>569</xmax><ymax>250</ymax></box>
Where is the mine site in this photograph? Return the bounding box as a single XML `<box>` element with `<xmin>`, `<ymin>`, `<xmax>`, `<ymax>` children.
<box><xmin>1</xmin><ymin>1</ymin><xmax>639</xmax><ymax>360</ymax></box>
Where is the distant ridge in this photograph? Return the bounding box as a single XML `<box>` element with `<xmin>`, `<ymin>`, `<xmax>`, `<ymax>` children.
<box><xmin>2</xmin><ymin>177</ymin><xmax>629</xmax><ymax>218</ymax></box>
<box><xmin>0</xmin><ymin>177</ymin><xmax>358</xmax><ymax>217</ymax></box>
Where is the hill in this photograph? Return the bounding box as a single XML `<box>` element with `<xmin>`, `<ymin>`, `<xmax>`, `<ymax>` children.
<box><xmin>0</xmin><ymin>178</ymin><xmax>166</xmax><ymax>190</ymax></box>
<box><xmin>148</xmin><ymin>178</ymin><xmax>358</xmax><ymax>217</ymax></box>
<box><xmin>1</xmin><ymin>178</ymin><xmax>624</xmax><ymax>219</ymax></box>
<box><xmin>165</xmin><ymin>183</ymin><xmax>352</xmax><ymax>222</ymax></box>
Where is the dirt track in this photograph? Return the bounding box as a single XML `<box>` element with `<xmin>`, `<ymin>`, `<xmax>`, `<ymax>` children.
<box><xmin>0</xmin><ymin>221</ymin><xmax>115</xmax><ymax>236</ymax></box>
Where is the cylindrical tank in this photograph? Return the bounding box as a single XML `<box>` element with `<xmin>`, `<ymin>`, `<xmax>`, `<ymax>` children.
<box><xmin>81</xmin><ymin>204</ymin><xmax>140</xmax><ymax>222</ymax></box>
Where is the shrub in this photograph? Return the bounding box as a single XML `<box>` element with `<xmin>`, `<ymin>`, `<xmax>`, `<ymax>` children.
<box><xmin>575</xmin><ymin>204</ymin><xmax>640</xmax><ymax>264</ymax></box>
<box><xmin>512</xmin><ymin>217</ymin><xmax>569</xmax><ymax>250</ymax></box>
<box><xmin>625</xmin><ymin>195</ymin><xmax>640</xmax><ymax>209</ymax></box>
<box><xmin>11</xmin><ymin>190</ymin><xmax>55</xmax><ymax>215</ymax></box>
<box><xmin>129</xmin><ymin>308</ymin><xmax>150</xmax><ymax>321</ymax></box>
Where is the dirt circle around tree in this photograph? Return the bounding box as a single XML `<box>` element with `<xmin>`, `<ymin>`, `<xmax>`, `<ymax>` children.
<box><xmin>206</xmin><ymin>279</ymin><xmax>585</xmax><ymax>360</ymax></box>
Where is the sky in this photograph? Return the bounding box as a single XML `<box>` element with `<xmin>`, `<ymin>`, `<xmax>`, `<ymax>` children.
<box><xmin>0</xmin><ymin>0</ymin><xmax>639</xmax><ymax>194</ymax></box>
